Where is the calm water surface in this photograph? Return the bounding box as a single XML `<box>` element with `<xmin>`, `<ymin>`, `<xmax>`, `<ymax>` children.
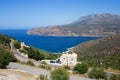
<box><xmin>0</xmin><ymin>29</ymin><xmax>99</xmax><ymax>53</ymax></box>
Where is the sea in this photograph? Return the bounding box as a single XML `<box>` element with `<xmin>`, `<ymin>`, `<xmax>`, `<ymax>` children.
<box><xmin>0</xmin><ymin>29</ymin><xmax>100</xmax><ymax>53</ymax></box>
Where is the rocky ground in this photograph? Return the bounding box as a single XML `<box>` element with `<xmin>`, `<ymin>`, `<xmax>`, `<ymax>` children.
<box><xmin>0</xmin><ymin>69</ymin><xmax>36</xmax><ymax>80</ymax></box>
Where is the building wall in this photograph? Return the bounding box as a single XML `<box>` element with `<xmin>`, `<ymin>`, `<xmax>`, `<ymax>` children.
<box><xmin>59</xmin><ymin>52</ymin><xmax>77</xmax><ymax>66</ymax></box>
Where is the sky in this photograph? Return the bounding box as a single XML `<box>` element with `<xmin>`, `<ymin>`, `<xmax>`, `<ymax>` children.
<box><xmin>0</xmin><ymin>0</ymin><xmax>120</xmax><ymax>29</ymax></box>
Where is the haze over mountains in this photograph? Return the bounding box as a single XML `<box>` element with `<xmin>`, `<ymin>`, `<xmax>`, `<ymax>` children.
<box><xmin>28</xmin><ymin>13</ymin><xmax>120</xmax><ymax>37</ymax></box>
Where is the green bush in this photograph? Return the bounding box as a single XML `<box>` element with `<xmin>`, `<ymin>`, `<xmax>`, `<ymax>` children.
<box><xmin>50</xmin><ymin>68</ymin><xmax>69</xmax><ymax>80</ymax></box>
<box><xmin>24</xmin><ymin>47</ymin><xmax>45</xmax><ymax>61</ymax></box>
<box><xmin>19</xmin><ymin>49</ymin><xmax>27</xmax><ymax>54</ymax></box>
<box><xmin>109</xmin><ymin>74</ymin><xmax>120</xmax><ymax>80</ymax></box>
<box><xmin>73</xmin><ymin>63</ymin><xmax>88</xmax><ymax>74</ymax></box>
<box><xmin>39</xmin><ymin>65</ymin><xmax>51</xmax><ymax>70</ymax></box>
<box><xmin>26</xmin><ymin>61</ymin><xmax>34</xmax><ymax>66</ymax></box>
<box><xmin>14</xmin><ymin>40</ymin><xmax>21</xmax><ymax>49</ymax></box>
<box><xmin>88</xmin><ymin>68</ymin><xmax>107</xmax><ymax>80</ymax></box>
<box><xmin>0</xmin><ymin>49</ymin><xmax>15</xmax><ymax>68</ymax></box>
<box><xmin>0</xmin><ymin>34</ymin><xmax>11</xmax><ymax>45</ymax></box>
<box><xmin>63</xmin><ymin>65</ymin><xmax>70</xmax><ymax>70</ymax></box>
<box><xmin>36</xmin><ymin>74</ymin><xmax>48</xmax><ymax>80</ymax></box>
<box><xmin>41</xmin><ymin>61</ymin><xmax>47</xmax><ymax>65</ymax></box>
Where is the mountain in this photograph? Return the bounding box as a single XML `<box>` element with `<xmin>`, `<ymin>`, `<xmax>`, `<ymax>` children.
<box><xmin>28</xmin><ymin>13</ymin><xmax>120</xmax><ymax>37</ymax></box>
<box><xmin>73</xmin><ymin>34</ymin><xmax>120</xmax><ymax>69</ymax></box>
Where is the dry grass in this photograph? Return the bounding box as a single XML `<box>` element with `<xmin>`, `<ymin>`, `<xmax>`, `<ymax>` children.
<box><xmin>0</xmin><ymin>69</ymin><xmax>37</xmax><ymax>80</ymax></box>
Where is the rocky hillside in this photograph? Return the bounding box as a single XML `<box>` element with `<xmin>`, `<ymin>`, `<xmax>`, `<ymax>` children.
<box><xmin>0</xmin><ymin>34</ymin><xmax>11</xmax><ymax>51</ymax></box>
<box><xmin>74</xmin><ymin>34</ymin><xmax>120</xmax><ymax>69</ymax></box>
<box><xmin>74</xmin><ymin>34</ymin><xmax>120</xmax><ymax>58</ymax></box>
<box><xmin>28</xmin><ymin>13</ymin><xmax>120</xmax><ymax>37</ymax></box>
<box><xmin>0</xmin><ymin>34</ymin><xmax>16</xmax><ymax>68</ymax></box>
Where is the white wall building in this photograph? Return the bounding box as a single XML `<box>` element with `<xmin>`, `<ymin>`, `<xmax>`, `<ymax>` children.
<box><xmin>41</xmin><ymin>48</ymin><xmax>78</xmax><ymax>67</ymax></box>
<box><xmin>59</xmin><ymin>48</ymin><xmax>77</xmax><ymax>66</ymax></box>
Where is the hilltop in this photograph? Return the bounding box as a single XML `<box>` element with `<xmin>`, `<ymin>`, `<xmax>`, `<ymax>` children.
<box><xmin>28</xmin><ymin>13</ymin><xmax>120</xmax><ymax>37</ymax></box>
<box><xmin>73</xmin><ymin>34</ymin><xmax>120</xmax><ymax>69</ymax></box>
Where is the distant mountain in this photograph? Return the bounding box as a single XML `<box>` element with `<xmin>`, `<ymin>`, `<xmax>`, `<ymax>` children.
<box><xmin>28</xmin><ymin>13</ymin><xmax>120</xmax><ymax>37</ymax></box>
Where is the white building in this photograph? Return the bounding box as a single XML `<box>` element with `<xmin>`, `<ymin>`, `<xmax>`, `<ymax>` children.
<box><xmin>59</xmin><ymin>48</ymin><xmax>77</xmax><ymax>66</ymax></box>
<box><xmin>41</xmin><ymin>48</ymin><xmax>78</xmax><ymax>67</ymax></box>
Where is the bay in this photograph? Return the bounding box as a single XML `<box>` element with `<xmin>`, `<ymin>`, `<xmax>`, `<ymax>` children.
<box><xmin>0</xmin><ymin>29</ymin><xmax>99</xmax><ymax>53</ymax></box>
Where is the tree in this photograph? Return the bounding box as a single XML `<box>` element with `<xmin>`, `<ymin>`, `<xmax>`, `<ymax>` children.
<box><xmin>50</xmin><ymin>68</ymin><xmax>69</xmax><ymax>80</ymax></box>
<box><xmin>73</xmin><ymin>63</ymin><xmax>88</xmax><ymax>74</ymax></box>
<box><xmin>88</xmin><ymin>68</ymin><xmax>107</xmax><ymax>80</ymax></box>
<box><xmin>14</xmin><ymin>40</ymin><xmax>21</xmax><ymax>49</ymax></box>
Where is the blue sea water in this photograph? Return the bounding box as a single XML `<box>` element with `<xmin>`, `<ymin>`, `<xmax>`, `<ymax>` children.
<box><xmin>0</xmin><ymin>29</ymin><xmax>99</xmax><ymax>53</ymax></box>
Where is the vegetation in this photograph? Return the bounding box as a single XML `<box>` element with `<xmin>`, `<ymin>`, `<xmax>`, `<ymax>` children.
<box><xmin>63</xmin><ymin>65</ymin><xmax>70</xmax><ymax>70</ymax></box>
<box><xmin>14</xmin><ymin>40</ymin><xmax>21</xmax><ymax>49</ymax></box>
<box><xmin>22</xmin><ymin>47</ymin><xmax>46</xmax><ymax>61</ymax></box>
<box><xmin>39</xmin><ymin>61</ymin><xmax>51</xmax><ymax>70</ymax></box>
<box><xmin>109</xmin><ymin>74</ymin><xmax>120</xmax><ymax>80</ymax></box>
<box><xmin>0</xmin><ymin>34</ymin><xmax>11</xmax><ymax>50</ymax></box>
<box><xmin>0</xmin><ymin>49</ymin><xmax>15</xmax><ymax>68</ymax></box>
<box><xmin>20</xmin><ymin>46</ymin><xmax>61</xmax><ymax>61</ymax></box>
<box><xmin>39</xmin><ymin>65</ymin><xmax>51</xmax><ymax>70</ymax></box>
<box><xmin>0</xmin><ymin>34</ymin><xmax>16</xmax><ymax>68</ymax></box>
<box><xmin>0</xmin><ymin>34</ymin><xmax>11</xmax><ymax>45</ymax></box>
<box><xmin>74</xmin><ymin>35</ymin><xmax>120</xmax><ymax>70</ymax></box>
<box><xmin>36</xmin><ymin>75</ymin><xmax>48</xmax><ymax>80</ymax></box>
<box><xmin>88</xmin><ymin>68</ymin><xmax>107</xmax><ymax>80</ymax></box>
<box><xmin>50</xmin><ymin>68</ymin><xmax>69</xmax><ymax>80</ymax></box>
<box><xmin>41</xmin><ymin>61</ymin><xmax>47</xmax><ymax>65</ymax></box>
<box><xmin>73</xmin><ymin>63</ymin><xmax>88</xmax><ymax>74</ymax></box>
<box><xmin>26</xmin><ymin>61</ymin><xmax>34</xmax><ymax>66</ymax></box>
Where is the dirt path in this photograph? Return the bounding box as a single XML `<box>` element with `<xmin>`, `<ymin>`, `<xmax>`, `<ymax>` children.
<box><xmin>0</xmin><ymin>69</ymin><xmax>36</xmax><ymax>80</ymax></box>
<box><xmin>8</xmin><ymin>62</ymin><xmax>91</xmax><ymax>80</ymax></box>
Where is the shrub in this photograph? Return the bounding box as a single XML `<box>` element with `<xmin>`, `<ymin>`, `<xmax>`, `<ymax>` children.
<box><xmin>36</xmin><ymin>74</ymin><xmax>48</xmax><ymax>80</ymax></box>
<box><xmin>63</xmin><ymin>65</ymin><xmax>70</xmax><ymax>70</ymax></box>
<box><xmin>73</xmin><ymin>63</ymin><xmax>88</xmax><ymax>74</ymax></box>
<box><xmin>0</xmin><ymin>49</ymin><xmax>15</xmax><ymax>68</ymax></box>
<box><xmin>88</xmin><ymin>68</ymin><xmax>107</xmax><ymax>80</ymax></box>
<box><xmin>41</xmin><ymin>61</ymin><xmax>47</xmax><ymax>65</ymax></box>
<box><xmin>109</xmin><ymin>74</ymin><xmax>120</xmax><ymax>80</ymax></box>
<box><xmin>39</xmin><ymin>65</ymin><xmax>51</xmax><ymax>70</ymax></box>
<box><xmin>25</xmin><ymin>47</ymin><xmax>45</xmax><ymax>61</ymax></box>
<box><xmin>50</xmin><ymin>68</ymin><xmax>69</xmax><ymax>80</ymax></box>
<box><xmin>14</xmin><ymin>40</ymin><xmax>21</xmax><ymax>49</ymax></box>
<box><xmin>26</xmin><ymin>61</ymin><xmax>34</xmax><ymax>66</ymax></box>
<box><xmin>19</xmin><ymin>49</ymin><xmax>27</xmax><ymax>54</ymax></box>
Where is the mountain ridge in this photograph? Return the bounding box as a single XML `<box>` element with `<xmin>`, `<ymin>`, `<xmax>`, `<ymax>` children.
<box><xmin>28</xmin><ymin>13</ymin><xmax>120</xmax><ymax>37</ymax></box>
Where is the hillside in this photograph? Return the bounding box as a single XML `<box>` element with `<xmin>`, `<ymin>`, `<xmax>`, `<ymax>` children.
<box><xmin>74</xmin><ymin>34</ymin><xmax>120</xmax><ymax>69</ymax></box>
<box><xmin>0</xmin><ymin>34</ymin><xmax>12</xmax><ymax>50</ymax></box>
<box><xmin>0</xmin><ymin>34</ymin><xmax>16</xmax><ymax>68</ymax></box>
<box><xmin>28</xmin><ymin>13</ymin><xmax>120</xmax><ymax>37</ymax></box>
